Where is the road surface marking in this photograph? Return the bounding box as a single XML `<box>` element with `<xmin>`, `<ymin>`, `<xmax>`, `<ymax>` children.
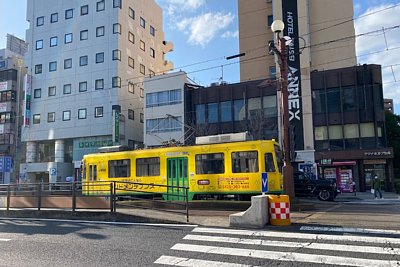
<box><xmin>0</xmin><ymin>238</ymin><xmax>10</xmax><ymax>242</ymax></box>
<box><xmin>0</xmin><ymin>217</ymin><xmax>197</xmax><ymax>228</ymax></box>
<box><xmin>300</xmin><ymin>226</ymin><xmax>400</xmax><ymax>235</ymax></box>
<box><xmin>171</xmin><ymin>243</ymin><xmax>398</xmax><ymax>267</ymax></box>
<box><xmin>183</xmin><ymin>234</ymin><xmax>400</xmax><ymax>255</ymax></box>
<box><xmin>193</xmin><ymin>227</ymin><xmax>400</xmax><ymax>244</ymax></box>
<box><xmin>154</xmin><ymin>255</ymin><xmax>260</xmax><ymax>267</ymax></box>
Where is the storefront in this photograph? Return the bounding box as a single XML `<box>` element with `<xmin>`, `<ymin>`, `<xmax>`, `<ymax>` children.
<box><xmin>315</xmin><ymin>148</ymin><xmax>394</xmax><ymax>192</ymax></box>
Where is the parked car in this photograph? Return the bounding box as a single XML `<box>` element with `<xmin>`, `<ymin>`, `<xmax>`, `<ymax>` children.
<box><xmin>293</xmin><ymin>171</ymin><xmax>339</xmax><ymax>201</ymax></box>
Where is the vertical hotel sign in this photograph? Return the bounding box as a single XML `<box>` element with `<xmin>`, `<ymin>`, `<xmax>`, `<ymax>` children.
<box><xmin>282</xmin><ymin>0</ymin><xmax>304</xmax><ymax>150</ymax></box>
<box><xmin>24</xmin><ymin>74</ymin><xmax>32</xmax><ymax>127</ymax></box>
<box><xmin>112</xmin><ymin>105</ymin><xmax>121</xmax><ymax>144</ymax></box>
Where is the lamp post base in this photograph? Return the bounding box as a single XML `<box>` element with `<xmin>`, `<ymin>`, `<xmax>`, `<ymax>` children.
<box><xmin>283</xmin><ymin>164</ymin><xmax>295</xmax><ymax>200</ymax></box>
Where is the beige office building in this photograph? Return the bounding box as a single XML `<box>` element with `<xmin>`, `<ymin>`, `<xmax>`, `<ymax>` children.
<box><xmin>238</xmin><ymin>0</ymin><xmax>357</xmax><ymax>163</ymax></box>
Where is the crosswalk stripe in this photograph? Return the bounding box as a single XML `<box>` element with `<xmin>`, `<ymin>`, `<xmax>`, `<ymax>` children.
<box><xmin>183</xmin><ymin>234</ymin><xmax>400</xmax><ymax>255</ymax></box>
<box><xmin>154</xmin><ymin>255</ymin><xmax>261</xmax><ymax>267</ymax></box>
<box><xmin>171</xmin><ymin>243</ymin><xmax>398</xmax><ymax>267</ymax></box>
<box><xmin>193</xmin><ymin>227</ymin><xmax>400</xmax><ymax>245</ymax></box>
<box><xmin>300</xmin><ymin>226</ymin><xmax>400</xmax><ymax>236</ymax></box>
<box><xmin>0</xmin><ymin>238</ymin><xmax>10</xmax><ymax>242</ymax></box>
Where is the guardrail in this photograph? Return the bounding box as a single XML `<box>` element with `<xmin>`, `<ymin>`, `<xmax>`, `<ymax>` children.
<box><xmin>0</xmin><ymin>181</ymin><xmax>190</xmax><ymax>222</ymax></box>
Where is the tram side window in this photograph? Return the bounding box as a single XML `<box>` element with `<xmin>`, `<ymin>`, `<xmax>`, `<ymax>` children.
<box><xmin>232</xmin><ymin>151</ymin><xmax>259</xmax><ymax>173</ymax></box>
<box><xmin>109</xmin><ymin>159</ymin><xmax>130</xmax><ymax>178</ymax></box>
<box><xmin>195</xmin><ymin>153</ymin><xmax>224</xmax><ymax>174</ymax></box>
<box><xmin>264</xmin><ymin>153</ymin><xmax>276</xmax><ymax>172</ymax></box>
<box><xmin>136</xmin><ymin>157</ymin><xmax>160</xmax><ymax>176</ymax></box>
<box><xmin>89</xmin><ymin>164</ymin><xmax>97</xmax><ymax>181</ymax></box>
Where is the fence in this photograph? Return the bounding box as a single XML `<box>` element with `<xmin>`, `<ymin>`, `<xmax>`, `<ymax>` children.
<box><xmin>0</xmin><ymin>181</ymin><xmax>190</xmax><ymax>222</ymax></box>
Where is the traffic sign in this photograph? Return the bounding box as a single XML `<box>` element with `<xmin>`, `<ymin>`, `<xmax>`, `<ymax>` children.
<box><xmin>261</xmin><ymin>172</ymin><xmax>268</xmax><ymax>193</ymax></box>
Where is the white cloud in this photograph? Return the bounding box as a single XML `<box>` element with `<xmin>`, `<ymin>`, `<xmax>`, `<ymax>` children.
<box><xmin>177</xmin><ymin>12</ymin><xmax>235</xmax><ymax>46</ymax></box>
<box><xmin>355</xmin><ymin>4</ymin><xmax>400</xmax><ymax>104</ymax></box>
<box><xmin>221</xmin><ymin>30</ymin><xmax>238</xmax><ymax>39</ymax></box>
<box><xmin>165</xmin><ymin>0</ymin><xmax>205</xmax><ymax>15</ymax></box>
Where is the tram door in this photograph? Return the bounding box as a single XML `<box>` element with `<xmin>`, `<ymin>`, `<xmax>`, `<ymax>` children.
<box><xmin>167</xmin><ymin>157</ymin><xmax>188</xmax><ymax>201</ymax></box>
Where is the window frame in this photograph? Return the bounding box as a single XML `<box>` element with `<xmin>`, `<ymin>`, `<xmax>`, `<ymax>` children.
<box><xmin>36</xmin><ymin>16</ymin><xmax>44</xmax><ymax>27</ymax></box>
<box><xmin>81</xmin><ymin>5</ymin><xmax>89</xmax><ymax>16</ymax></box>
<box><xmin>128</xmin><ymin>31</ymin><xmax>135</xmax><ymax>43</ymax></box>
<box><xmin>80</xmin><ymin>29</ymin><xmax>89</xmax><ymax>41</ymax></box>
<box><xmin>112</xmin><ymin>49</ymin><xmax>121</xmax><ymax>61</ymax></box>
<box><xmin>64</xmin><ymin>58</ymin><xmax>72</xmax><ymax>69</ymax></box>
<box><xmin>48</xmin><ymin>86</ymin><xmax>56</xmax><ymax>97</ymax></box>
<box><xmin>231</xmin><ymin>151</ymin><xmax>259</xmax><ymax>173</ymax></box>
<box><xmin>113</xmin><ymin>23</ymin><xmax>121</xmax><ymax>34</ymax></box>
<box><xmin>140</xmin><ymin>40</ymin><xmax>145</xmax><ymax>51</ymax></box>
<box><xmin>47</xmin><ymin>112</ymin><xmax>55</xmax><ymax>123</ymax></box>
<box><xmin>65</xmin><ymin>33</ymin><xmax>73</xmax><ymax>44</ymax></box>
<box><xmin>51</xmin><ymin>13</ymin><xmax>58</xmax><ymax>23</ymax></box>
<box><xmin>33</xmin><ymin>114</ymin><xmax>41</xmax><ymax>124</ymax></box>
<box><xmin>112</xmin><ymin>76</ymin><xmax>121</xmax><ymax>88</ymax></box>
<box><xmin>63</xmin><ymin>110</ymin><xmax>71</xmax><ymax>121</ymax></box>
<box><xmin>96</xmin><ymin>26</ymin><xmax>105</xmax><ymax>37</ymax></box>
<box><xmin>109</xmin><ymin>159</ymin><xmax>131</xmax><ymax>178</ymax></box>
<box><xmin>65</xmin><ymin>9</ymin><xmax>73</xmax><ymax>20</ymax></box>
<box><xmin>95</xmin><ymin>79</ymin><xmax>104</xmax><ymax>90</ymax></box>
<box><xmin>36</xmin><ymin>40</ymin><xmax>43</xmax><ymax>50</ymax></box>
<box><xmin>95</xmin><ymin>107</ymin><xmax>104</xmax><ymax>118</ymax></box>
<box><xmin>79</xmin><ymin>81</ymin><xmax>88</xmax><ymax>92</ymax></box>
<box><xmin>128</xmin><ymin>109</ymin><xmax>134</xmax><ymax>120</ymax></box>
<box><xmin>34</xmin><ymin>88</ymin><xmax>42</xmax><ymax>99</ymax></box>
<box><xmin>136</xmin><ymin>157</ymin><xmax>160</xmax><ymax>177</ymax></box>
<box><xmin>150</xmin><ymin>25</ymin><xmax>155</xmax><ymax>36</ymax></box>
<box><xmin>35</xmin><ymin>64</ymin><xmax>42</xmax><ymax>74</ymax></box>
<box><xmin>96</xmin><ymin>0</ymin><xmax>105</xmax><ymax>12</ymax></box>
<box><xmin>113</xmin><ymin>0</ymin><xmax>122</xmax><ymax>8</ymax></box>
<box><xmin>140</xmin><ymin>17</ymin><xmax>145</xmax><ymax>28</ymax></box>
<box><xmin>128</xmin><ymin>82</ymin><xmax>135</xmax><ymax>94</ymax></box>
<box><xmin>49</xmin><ymin>61</ymin><xmax>57</xmax><ymax>72</ymax></box>
<box><xmin>140</xmin><ymin>64</ymin><xmax>145</xmax><ymax>75</ymax></box>
<box><xmin>128</xmin><ymin>56</ymin><xmax>134</xmax><ymax>69</ymax></box>
<box><xmin>79</xmin><ymin>55</ymin><xmax>88</xmax><ymax>66</ymax></box>
<box><xmin>50</xmin><ymin>36</ymin><xmax>58</xmax><ymax>47</ymax></box>
<box><xmin>78</xmin><ymin>108</ymin><xmax>87</xmax><ymax>119</ymax></box>
<box><xmin>129</xmin><ymin>7</ymin><xmax>135</xmax><ymax>19</ymax></box>
<box><xmin>195</xmin><ymin>153</ymin><xmax>225</xmax><ymax>174</ymax></box>
<box><xmin>63</xmin><ymin>84</ymin><xmax>72</xmax><ymax>95</ymax></box>
<box><xmin>96</xmin><ymin>52</ymin><xmax>104</xmax><ymax>63</ymax></box>
<box><xmin>150</xmin><ymin>48</ymin><xmax>155</xmax><ymax>58</ymax></box>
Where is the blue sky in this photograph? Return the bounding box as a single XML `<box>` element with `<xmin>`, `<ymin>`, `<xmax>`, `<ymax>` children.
<box><xmin>1</xmin><ymin>0</ymin><xmax>400</xmax><ymax>113</ymax></box>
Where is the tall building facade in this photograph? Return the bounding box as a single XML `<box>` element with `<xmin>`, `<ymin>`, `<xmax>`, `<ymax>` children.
<box><xmin>238</xmin><ymin>0</ymin><xmax>358</xmax><ymax>168</ymax></box>
<box><xmin>21</xmin><ymin>0</ymin><xmax>173</xmax><ymax>184</ymax></box>
<box><xmin>0</xmin><ymin>35</ymin><xmax>27</xmax><ymax>183</ymax></box>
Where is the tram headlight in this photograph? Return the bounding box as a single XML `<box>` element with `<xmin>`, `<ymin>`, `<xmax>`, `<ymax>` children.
<box><xmin>198</xmin><ymin>180</ymin><xmax>210</xmax><ymax>185</ymax></box>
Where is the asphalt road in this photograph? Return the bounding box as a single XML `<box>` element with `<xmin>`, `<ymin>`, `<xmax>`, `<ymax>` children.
<box><xmin>0</xmin><ymin>219</ymin><xmax>193</xmax><ymax>267</ymax></box>
<box><xmin>0</xmin><ymin>218</ymin><xmax>399</xmax><ymax>267</ymax></box>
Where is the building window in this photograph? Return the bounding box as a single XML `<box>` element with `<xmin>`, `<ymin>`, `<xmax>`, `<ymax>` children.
<box><xmin>150</xmin><ymin>48</ymin><xmax>155</xmax><ymax>58</ymax></box>
<box><xmin>112</xmin><ymin>76</ymin><xmax>121</xmax><ymax>88</ymax></box>
<box><xmin>63</xmin><ymin>110</ymin><xmax>71</xmax><ymax>121</ymax></box>
<box><xmin>128</xmin><ymin>31</ymin><xmax>134</xmax><ymax>43</ymax></box>
<box><xmin>36</xmin><ymin>40</ymin><xmax>43</xmax><ymax>50</ymax></box>
<box><xmin>145</xmin><ymin>117</ymin><xmax>181</xmax><ymax>133</ymax></box>
<box><xmin>150</xmin><ymin>26</ymin><xmax>155</xmax><ymax>36</ymax></box>
<box><xmin>128</xmin><ymin>57</ymin><xmax>134</xmax><ymax>68</ymax></box>
<box><xmin>51</xmin><ymin>13</ymin><xmax>58</xmax><ymax>23</ymax></box>
<box><xmin>47</xmin><ymin>112</ymin><xmax>55</xmax><ymax>123</ymax></box>
<box><xmin>80</xmin><ymin>30</ymin><xmax>88</xmax><ymax>40</ymax></box>
<box><xmin>207</xmin><ymin>103</ymin><xmax>218</xmax><ymax>123</ymax></box>
<box><xmin>140</xmin><ymin>87</ymin><xmax>144</xmax><ymax>98</ymax></box>
<box><xmin>96</xmin><ymin>26</ymin><xmax>105</xmax><ymax>37</ymax></box>
<box><xmin>65</xmin><ymin>33</ymin><xmax>73</xmax><ymax>44</ymax></box>
<box><xmin>113</xmin><ymin>0</ymin><xmax>122</xmax><ymax>8</ymax></box>
<box><xmin>95</xmin><ymin>79</ymin><xmax>104</xmax><ymax>90</ymax></box>
<box><xmin>140</xmin><ymin>64</ymin><xmax>145</xmax><ymax>75</ymax></box>
<box><xmin>263</xmin><ymin>95</ymin><xmax>277</xmax><ymax>117</ymax></box>
<box><xmin>233</xmin><ymin>99</ymin><xmax>245</xmax><ymax>121</ymax></box>
<box><xmin>312</xmin><ymin>90</ymin><xmax>326</xmax><ymax>114</ymax></box>
<box><xmin>128</xmin><ymin>82</ymin><xmax>134</xmax><ymax>93</ymax></box>
<box><xmin>327</xmin><ymin>88</ymin><xmax>341</xmax><ymax>113</ymax></box>
<box><xmin>63</xmin><ymin>84</ymin><xmax>71</xmax><ymax>94</ymax></box>
<box><xmin>36</xmin><ymin>16</ymin><xmax>44</xmax><ymax>27</ymax></box>
<box><xmin>129</xmin><ymin>7</ymin><xmax>135</xmax><ymax>19</ymax></box>
<box><xmin>97</xmin><ymin>0</ymin><xmax>105</xmax><ymax>12</ymax></box>
<box><xmin>34</xmin><ymin>89</ymin><xmax>41</xmax><ymax>98</ymax></box>
<box><xmin>220</xmin><ymin>101</ymin><xmax>232</xmax><ymax>122</ymax></box>
<box><xmin>78</xmin><ymin>108</ymin><xmax>87</xmax><ymax>119</ymax></box>
<box><xmin>64</xmin><ymin>58</ymin><xmax>72</xmax><ymax>69</ymax></box>
<box><xmin>268</xmin><ymin>15</ymin><xmax>274</xmax><ymax>26</ymax></box>
<box><xmin>140</xmin><ymin>17</ymin><xmax>145</xmax><ymax>28</ymax></box>
<box><xmin>48</xmin><ymin>86</ymin><xmax>56</xmax><ymax>96</ymax></box>
<box><xmin>50</xmin><ymin>36</ymin><xmax>58</xmax><ymax>47</ymax></box>
<box><xmin>80</xmin><ymin>55</ymin><xmax>88</xmax><ymax>66</ymax></box>
<box><xmin>49</xmin><ymin>61</ymin><xmax>57</xmax><ymax>72</ymax></box>
<box><xmin>113</xmin><ymin>23</ymin><xmax>121</xmax><ymax>34</ymax></box>
<box><xmin>95</xmin><ymin>107</ymin><xmax>103</xmax><ymax>117</ymax></box>
<box><xmin>96</xmin><ymin>52</ymin><xmax>104</xmax><ymax>63</ymax></box>
<box><xmin>65</xmin><ymin>9</ymin><xmax>73</xmax><ymax>19</ymax></box>
<box><xmin>79</xmin><ymin>81</ymin><xmax>87</xmax><ymax>92</ymax></box>
<box><xmin>149</xmin><ymin>69</ymin><xmax>155</xmax><ymax>77</ymax></box>
<box><xmin>140</xmin><ymin>40</ymin><xmax>145</xmax><ymax>51</ymax></box>
<box><xmin>35</xmin><ymin>64</ymin><xmax>42</xmax><ymax>74</ymax></box>
<box><xmin>33</xmin><ymin>114</ymin><xmax>41</xmax><ymax>124</ymax></box>
<box><xmin>81</xmin><ymin>5</ymin><xmax>89</xmax><ymax>16</ymax></box>
<box><xmin>195</xmin><ymin>104</ymin><xmax>205</xmax><ymax>124</ymax></box>
<box><xmin>140</xmin><ymin>113</ymin><xmax>144</xmax><ymax>123</ymax></box>
<box><xmin>112</xmin><ymin>49</ymin><xmax>121</xmax><ymax>61</ymax></box>
<box><xmin>128</xmin><ymin>109</ymin><xmax>134</xmax><ymax>120</ymax></box>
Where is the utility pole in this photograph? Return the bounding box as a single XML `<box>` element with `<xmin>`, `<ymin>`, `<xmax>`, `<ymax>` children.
<box><xmin>271</xmin><ymin>20</ymin><xmax>295</xmax><ymax>200</ymax></box>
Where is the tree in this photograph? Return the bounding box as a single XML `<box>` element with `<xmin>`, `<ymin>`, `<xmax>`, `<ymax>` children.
<box><xmin>385</xmin><ymin>111</ymin><xmax>400</xmax><ymax>177</ymax></box>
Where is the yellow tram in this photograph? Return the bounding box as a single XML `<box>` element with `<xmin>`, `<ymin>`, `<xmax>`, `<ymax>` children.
<box><xmin>81</xmin><ymin>139</ymin><xmax>283</xmax><ymax>200</ymax></box>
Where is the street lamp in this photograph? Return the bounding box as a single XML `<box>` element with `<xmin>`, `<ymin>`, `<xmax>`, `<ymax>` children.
<box><xmin>270</xmin><ymin>20</ymin><xmax>295</xmax><ymax>200</ymax></box>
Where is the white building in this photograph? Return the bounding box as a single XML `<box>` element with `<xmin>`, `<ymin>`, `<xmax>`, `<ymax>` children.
<box><xmin>21</xmin><ymin>0</ymin><xmax>173</xmax><ymax>184</ymax></box>
<box><xmin>144</xmin><ymin>71</ymin><xmax>187</xmax><ymax>147</ymax></box>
